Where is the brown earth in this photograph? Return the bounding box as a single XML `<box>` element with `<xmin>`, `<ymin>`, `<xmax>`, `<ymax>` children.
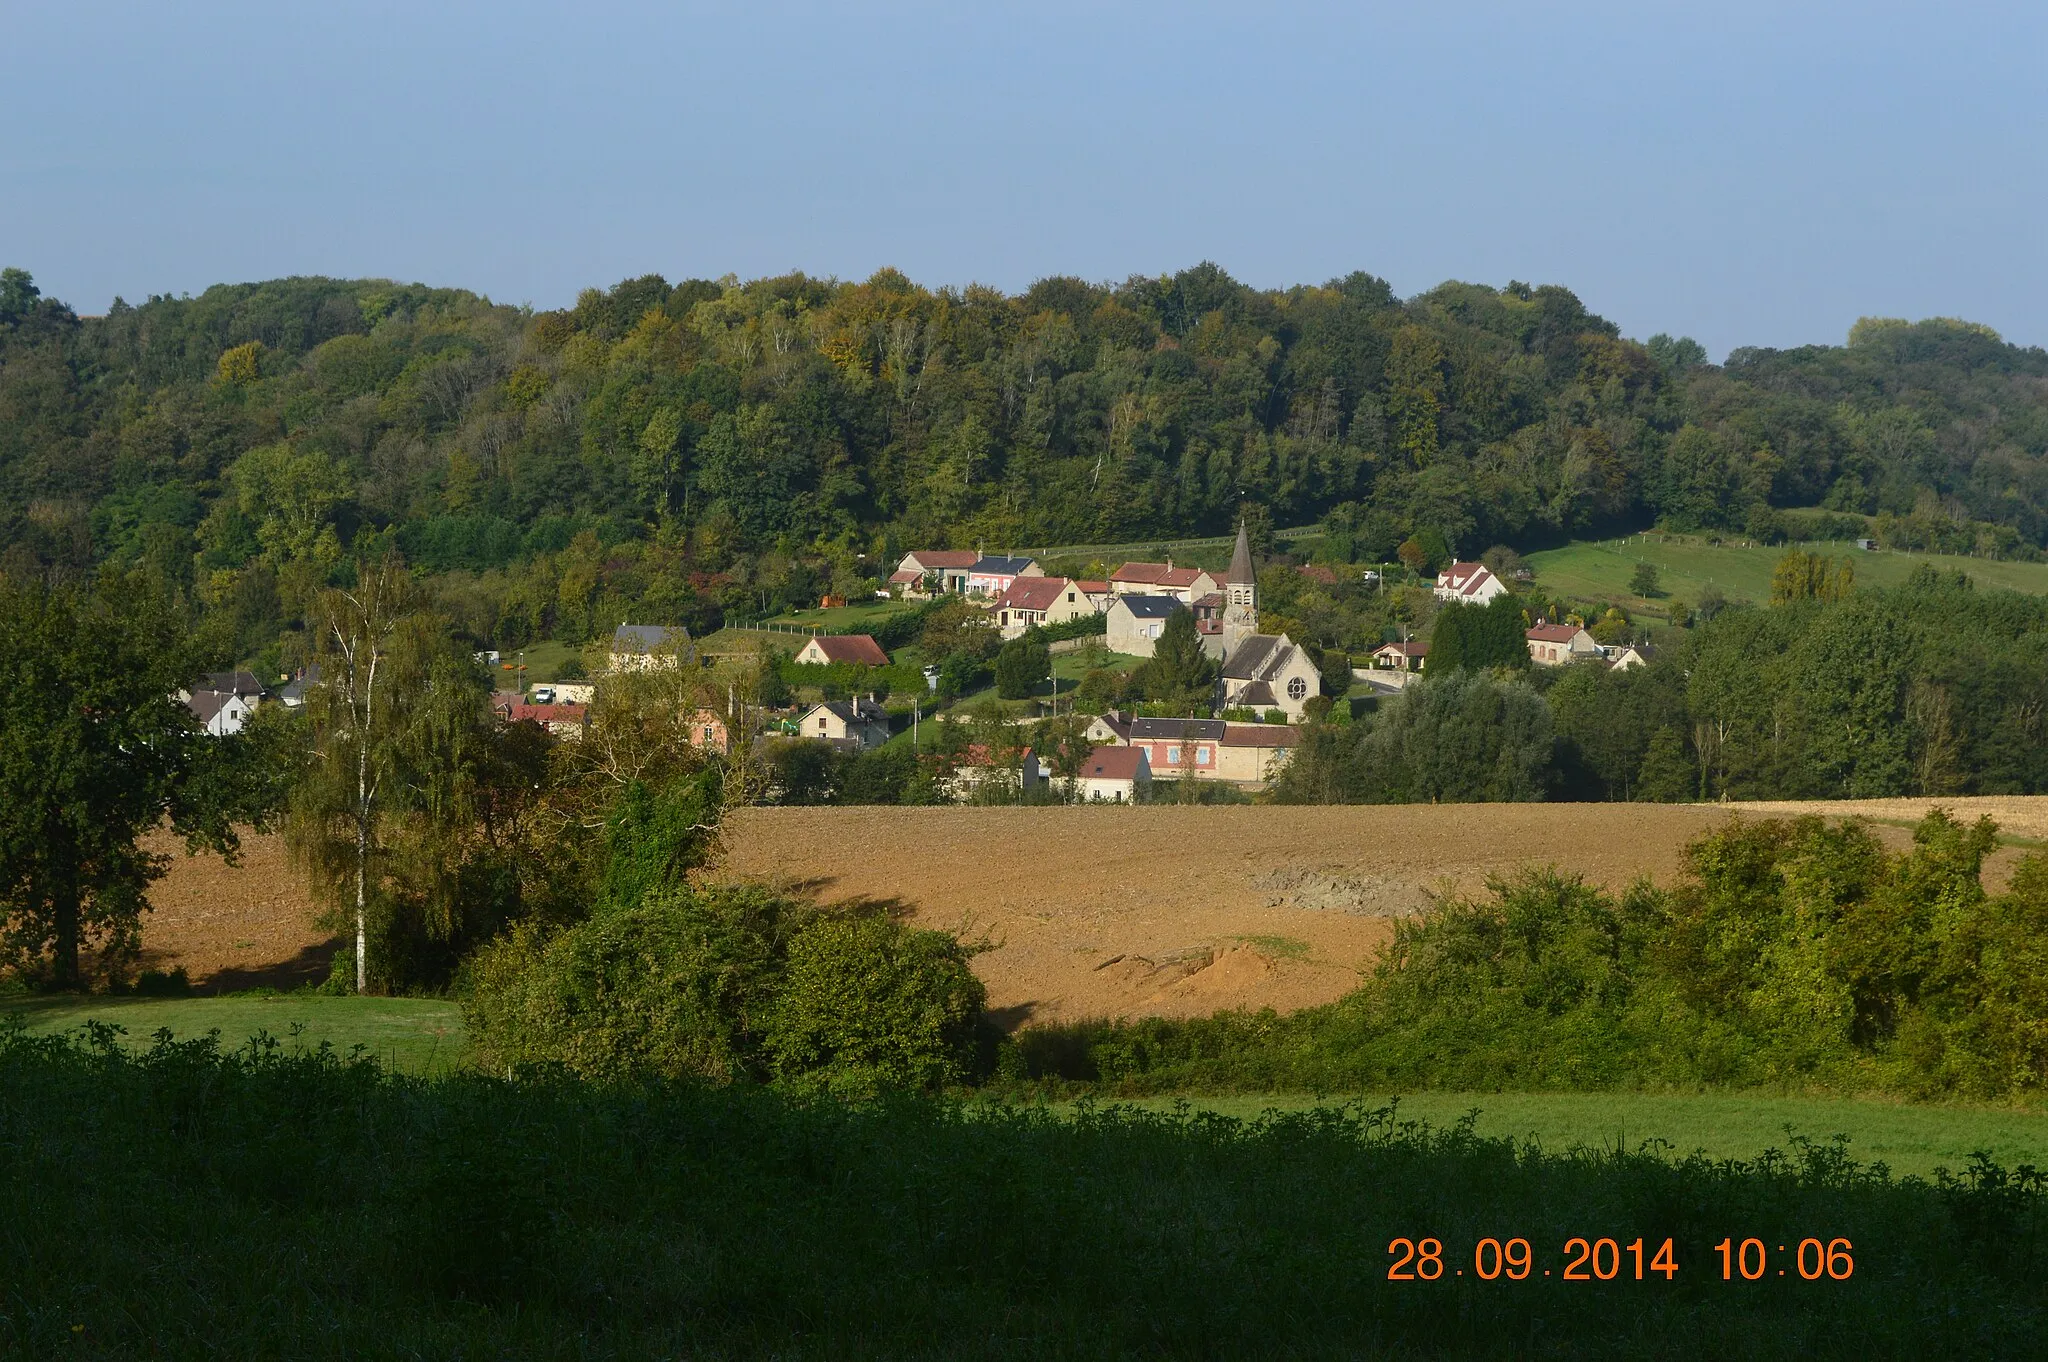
<box><xmin>137</xmin><ymin>796</ymin><xmax>2047</xmax><ymax>1012</ymax></box>
<box><xmin>136</xmin><ymin>830</ymin><xmax>335</xmax><ymax>992</ymax></box>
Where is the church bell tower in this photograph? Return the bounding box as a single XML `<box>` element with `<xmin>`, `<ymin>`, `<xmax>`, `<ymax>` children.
<box><xmin>1222</xmin><ymin>519</ymin><xmax>1258</xmax><ymax>649</ymax></box>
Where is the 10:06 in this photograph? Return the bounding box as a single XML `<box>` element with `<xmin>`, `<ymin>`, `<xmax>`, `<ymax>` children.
<box><xmin>1714</xmin><ymin>1237</ymin><xmax>1854</xmax><ymax>1280</ymax></box>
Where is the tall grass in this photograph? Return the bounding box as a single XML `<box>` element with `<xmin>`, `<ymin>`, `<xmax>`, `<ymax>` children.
<box><xmin>2</xmin><ymin>1023</ymin><xmax>2041</xmax><ymax>1358</ymax></box>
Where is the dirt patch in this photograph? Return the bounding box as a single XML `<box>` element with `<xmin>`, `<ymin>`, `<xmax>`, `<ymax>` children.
<box><xmin>138</xmin><ymin>830</ymin><xmax>335</xmax><ymax>992</ymax></box>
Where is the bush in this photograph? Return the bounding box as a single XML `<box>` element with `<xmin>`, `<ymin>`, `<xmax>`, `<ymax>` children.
<box><xmin>461</xmin><ymin>885</ymin><xmax>987</xmax><ymax>1092</ymax></box>
<box><xmin>768</xmin><ymin>913</ymin><xmax>988</xmax><ymax>1094</ymax></box>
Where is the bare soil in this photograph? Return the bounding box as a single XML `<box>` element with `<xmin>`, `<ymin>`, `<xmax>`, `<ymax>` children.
<box><xmin>137</xmin><ymin>830</ymin><xmax>336</xmax><ymax>992</ymax></box>
<box><xmin>137</xmin><ymin>796</ymin><xmax>2047</xmax><ymax>1016</ymax></box>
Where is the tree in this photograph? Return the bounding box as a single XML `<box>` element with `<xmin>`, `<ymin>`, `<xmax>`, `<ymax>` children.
<box><xmin>1133</xmin><ymin>606</ymin><xmax>1218</xmax><ymax>714</ymax></box>
<box><xmin>1771</xmin><ymin>550</ymin><xmax>1854</xmax><ymax>605</ymax></box>
<box><xmin>995</xmin><ymin>626</ymin><xmax>1051</xmax><ymax>700</ymax></box>
<box><xmin>1429</xmin><ymin>595</ymin><xmax>1528</xmax><ymax>672</ymax></box>
<box><xmin>1629</xmin><ymin>562</ymin><xmax>1662</xmax><ymax>598</ymax></box>
<box><xmin>0</xmin><ymin>578</ymin><xmax>244</xmax><ymax>986</ymax></box>
<box><xmin>289</xmin><ymin>558</ymin><xmax>493</xmax><ymax>993</ymax></box>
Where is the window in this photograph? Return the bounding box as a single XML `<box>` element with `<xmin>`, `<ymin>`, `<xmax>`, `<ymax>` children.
<box><xmin>1287</xmin><ymin>676</ymin><xmax>1308</xmax><ymax>701</ymax></box>
<box><xmin>818</xmin><ymin>717</ymin><xmax>828</xmax><ymax>730</ymax></box>
<box><xmin>1197</xmin><ymin>746</ymin><xmax>1211</xmax><ymax>765</ymax></box>
<box><xmin>1166</xmin><ymin>745</ymin><xmax>1182</xmax><ymax>764</ymax></box>
<box><xmin>703</xmin><ymin>726</ymin><xmax>716</xmax><ymax>743</ymax></box>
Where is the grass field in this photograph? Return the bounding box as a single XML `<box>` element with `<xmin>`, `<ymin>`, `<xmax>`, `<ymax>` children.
<box><xmin>8</xmin><ymin>1029</ymin><xmax>2042</xmax><ymax>1358</ymax></box>
<box><xmin>493</xmin><ymin>637</ymin><xmax>584</xmax><ymax>685</ymax></box>
<box><xmin>1122</xmin><ymin>1091</ymin><xmax>2048</xmax><ymax>1180</ymax></box>
<box><xmin>1</xmin><ymin>994</ymin><xmax>466</xmax><ymax>1074</ymax></box>
<box><xmin>1527</xmin><ymin>536</ymin><xmax>2048</xmax><ymax>616</ymax></box>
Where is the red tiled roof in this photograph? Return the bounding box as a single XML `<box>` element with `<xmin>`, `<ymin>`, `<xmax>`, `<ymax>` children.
<box><xmin>995</xmin><ymin>576</ymin><xmax>1071</xmax><ymax>613</ymax></box>
<box><xmin>1075</xmin><ymin>580</ymin><xmax>1110</xmax><ymax>594</ymax></box>
<box><xmin>1112</xmin><ymin>562</ymin><xmax>1207</xmax><ymax>588</ymax></box>
<box><xmin>888</xmin><ymin>568</ymin><xmax>921</xmax><ymax>584</ymax></box>
<box><xmin>1221</xmin><ymin>723</ymin><xmax>1300</xmax><ymax>748</ymax></box>
<box><xmin>905</xmin><ymin>550</ymin><xmax>979</xmax><ymax>570</ymax></box>
<box><xmin>1375</xmin><ymin>640</ymin><xmax>1428</xmax><ymax>657</ymax></box>
<box><xmin>507</xmin><ymin>703</ymin><xmax>587</xmax><ymax>725</ymax></box>
<box><xmin>1083</xmin><ymin>745</ymin><xmax>1146</xmax><ymax>780</ymax></box>
<box><xmin>1525</xmin><ymin>623</ymin><xmax>1583</xmax><ymax>644</ymax></box>
<box><xmin>1436</xmin><ymin>562</ymin><xmax>1499</xmax><ymax>597</ymax></box>
<box><xmin>803</xmin><ymin>634</ymin><xmax>889</xmax><ymax>666</ymax></box>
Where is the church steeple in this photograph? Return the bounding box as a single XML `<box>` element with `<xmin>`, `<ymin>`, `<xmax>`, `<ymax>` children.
<box><xmin>1222</xmin><ymin>518</ymin><xmax>1258</xmax><ymax>646</ymax></box>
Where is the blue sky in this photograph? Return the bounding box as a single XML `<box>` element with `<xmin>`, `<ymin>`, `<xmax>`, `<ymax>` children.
<box><xmin>4</xmin><ymin>2</ymin><xmax>2042</xmax><ymax>358</ymax></box>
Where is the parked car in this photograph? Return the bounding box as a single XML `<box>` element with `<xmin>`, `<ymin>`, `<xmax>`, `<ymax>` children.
<box><xmin>531</xmin><ymin>685</ymin><xmax>555</xmax><ymax>704</ymax></box>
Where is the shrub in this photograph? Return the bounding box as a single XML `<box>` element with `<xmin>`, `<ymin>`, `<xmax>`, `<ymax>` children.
<box><xmin>768</xmin><ymin>912</ymin><xmax>988</xmax><ymax>1094</ymax></box>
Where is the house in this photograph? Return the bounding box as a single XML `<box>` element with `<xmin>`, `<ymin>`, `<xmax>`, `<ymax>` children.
<box><xmin>500</xmin><ymin>702</ymin><xmax>590</xmax><ymax>739</ymax></box>
<box><xmin>1109</xmin><ymin>561</ymin><xmax>1222</xmax><ymax>604</ymax></box>
<box><xmin>993</xmin><ymin>576</ymin><xmax>1101</xmax><ymax>638</ymax></box>
<box><xmin>277</xmin><ymin>665</ymin><xmax>321</xmax><ymax>708</ymax></box>
<box><xmin>889</xmin><ymin>550</ymin><xmax>980</xmax><ymax>597</ymax></box>
<box><xmin>1525</xmin><ymin>621</ymin><xmax>1603</xmax><ymax>666</ymax></box>
<box><xmin>1084</xmin><ymin>710</ymin><xmax>1134</xmax><ymax>745</ymax></box>
<box><xmin>182</xmin><ymin>670</ymin><xmax>266</xmax><ymax>736</ymax></box>
<box><xmin>1370</xmin><ymin>640</ymin><xmax>1427</xmax><ymax>673</ymax></box>
<box><xmin>688</xmin><ymin>708</ymin><xmax>731</xmax><ymax>754</ymax></box>
<box><xmin>1125</xmin><ymin>717</ymin><xmax>1228</xmax><ymax>779</ymax></box>
<box><xmin>1105</xmin><ymin>593</ymin><xmax>1183</xmax><ymax>656</ymax></box>
<box><xmin>1191</xmin><ymin>591</ymin><xmax>1227</xmax><ymax>655</ymax></box>
<box><xmin>187</xmin><ymin>688</ymin><xmax>256</xmax><ymax>737</ymax></box>
<box><xmin>796</xmin><ymin>697</ymin><xmax>891</xmax><ymax>749</ymax></box>
<box><xmin>1076</xmin><ymin>745</ymin><xmax>1150</xmax><ymax>802</ymax></box>
<box><xmin>965</xmin><ymin>555</ymin><xmax>1043</xmax><ymax>598</ymax></box>
<box><xmin>1434</xmin><ymin>561</ymin><xmax>1508</xmax><ymax>605</ymax></box>
<box><xmin>1218</xmin><ymin>633</ymin><xmax>1321</xmax><ymax>722</ymax></box>
<box><xmin>1075</xmin><ymin>579</ymin><xmax>1116</xmax><ymax>611</ymax></box>
<box><xmin>795</xmin><ymin>634</ymin><xmax>890</xmax><ymax>667</ymax></box>
<box><xmin>1608</xmin><ymin>643</ymin><xmax>1656</xmax><ymax>672</ymax></box>
<box><xmin>608</xmin><ymin>623</ymin><xmax>692</xmax><ymax>672</ymax></box>
<box><xmin>946</xmin><ymin>743</ymin><xmax>1044</xmax><ymax>800</ymax></box>
<box><xmin>549</xmin><ymin>682</ymin><xmax>597</xmax><ymax>705</ymax></box>
<box><xmin>1217</xmin><ymin>723</ymin><xmax>1300</xmax><ymax>784</ymax></box>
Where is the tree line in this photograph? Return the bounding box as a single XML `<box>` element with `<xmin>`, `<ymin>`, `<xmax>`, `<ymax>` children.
<box><xmin>3</xmin><ymin>263</ymin><xmax>2046</xmax><ymax>685</ymax></box>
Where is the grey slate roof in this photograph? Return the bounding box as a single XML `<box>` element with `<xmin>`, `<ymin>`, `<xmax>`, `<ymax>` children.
<box><xmin>1221</xmin><ymin>634</ymin><xmax>1284</xmax><ymax>679</ymax></box>
<box><xmin>202</xmin><ymin>669</ymin><xmax>265</xmax><ymax>699</ymax></box>
<box><xmin>1129</xmin><ymin>717</ymin><xmax>1227</xmax><ymax>741</ymax></box>
<box><xmin>817</xmin><ymin>698</ymin><xmax>889</xmax><ymax>724</ymax></box>
<box><xmin>972</xmin><ymin>555</ymin><xmax>1038</xmax><ymax>576</ymax></box>
<box><xmin>612</xmin><ymin>623</ymin><xmax>687</xmax><ymax>653</ymax></box>
<box><xmin>1227</xmin><ymin>521</ymin><xmax>1255</xmax><ymax>585</ymax></box>
<box><xmin>1116</xmin><ymin>594</ymin><xmax>1182</xmax><ymax>619</ymax></box>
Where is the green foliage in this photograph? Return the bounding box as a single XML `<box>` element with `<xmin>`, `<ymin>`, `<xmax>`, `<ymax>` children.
<box><xmin>3</xmin><ymin>1024</ymin><xmax>2044</xmax><ymax>1356</ymax></box>
<box><xmin>1629</xmin><ymin>560</ymin><xmax>1662</xmax><ymax>597</ymax></box>
<box><xmin>1277</xmin><ymin>670</ymin><xmax>1552</xmax><ymax>803</ymax></box>
<box><xmin>1130</xmin><ymin>605</ymin><xmax>1218</xmax><ymax>713</ymax></box>
<box><xmin>766</xmin><ymin>913</ymin><xmax>987</xmax><ymax>1095</ymax></box>
<box><xmin>462</xmin><ymin>884</ymin><xmax>984</xmax><ymax>1092</ymax></box>
<box><xmin>994</xmin><ymin>627</ymin><xmax>1051</xmax><ymax>700</ymax></box>
<box><xmin>1427</xmin><ymin>593</ymin><xmax>1529</xmax><ymax>672</ymax></box>
<box><xmin>0</xmin><ymin>576</ymin><xmax>252</xmax><ymax>986</ymax></box>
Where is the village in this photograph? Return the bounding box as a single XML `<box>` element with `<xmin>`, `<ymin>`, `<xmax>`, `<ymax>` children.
<box><xmin>177</xmin><ymin>527</ymin><xmax>1661</xmax><ymax>805</ymax></box>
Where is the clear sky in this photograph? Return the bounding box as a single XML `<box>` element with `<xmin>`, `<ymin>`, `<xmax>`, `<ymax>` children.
<box><xmin>4</xmin><ymin>2</ymin><xmax>2042</xmax><ymax>358</ymax></box>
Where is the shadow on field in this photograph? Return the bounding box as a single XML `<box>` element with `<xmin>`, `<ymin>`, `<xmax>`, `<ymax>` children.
<box><xmin>199</xmin><ymin>938</ymin><xmax>342</xmax><ymax>995</ymax></box>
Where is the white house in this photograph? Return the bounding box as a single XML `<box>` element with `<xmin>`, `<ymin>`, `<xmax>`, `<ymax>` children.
<box><xmin>1105</xmin><ymin>593</ymin><xmax>1182</xmax><ymax>656</ymax></box>
<box><xmin>993</xmin><ymin>576</ymin><xmax>1101</xmax><ymax>638</ymax></box>
<box><xmin>1608</xmin><ymin>643</ymin><xmax>1656</xmax><ymax>672</ymax></box>
<box><xmin>965</xmin><ymin>555</ymin><xmax>1043</xmax><ymax>598</ymax></box>
<box><xmin>187</xmin><ymin>689</ymin><xmax>256</xmax><ymax>736</ymax></box>
<box><xmin>1434</xmin><ymin>561</ymin><xmax>1508</xmax><ymax>605</ymax></box>
<box><xmin>889</xmin><ymin>550</ymin><xmax>979</xmax><ymax>597</ymax></box>
<box><xmin>1109</xmin><ymin>562</ymin><xmax>1222</xmax><ymax>604</ymax></box>
<box><xmin>796</xmin><ymin>698</ymin><xmax>891</xmax><ymax>749</ymax></box>
<box><xmin>609</xmin><ymin>623</ymin><xmax>692</xmax><ymax>671</ymax></box>
<box><xmin>1076</xmin><ymin>745</ymin><xmax>1150</xmax><ymax>802</ymax></box>
<box><xmin>1524</xmin><ymin>621</ymin><xmax>1603</xmax><ymax>666</ymax></box>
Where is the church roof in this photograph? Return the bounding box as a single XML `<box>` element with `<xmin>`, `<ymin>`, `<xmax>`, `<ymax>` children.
<box><xmin>1222</xmin><ymin>632</ymin><xmax>1305</xmax><ymax>682</ymax></box>
<box><xmin>1226</xmin><ymin>521</ymin><xmax>1255</xmax><ymax>585</ymax></box>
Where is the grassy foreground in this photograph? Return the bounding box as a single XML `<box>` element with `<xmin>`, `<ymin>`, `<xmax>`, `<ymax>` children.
<box><xmin>0</xmin><ymin>993</ymin><xmax>465</xmax><ymax>1074</ymax></box>
<box><xmin>3</xmin><ymin>1026</ymin><xmax>2043</xmax><ymax>1359</ymax></box>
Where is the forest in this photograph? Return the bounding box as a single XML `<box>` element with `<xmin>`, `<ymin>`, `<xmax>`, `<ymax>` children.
<box><xmin>3</xmin><ymin>262</ymin><xmax>2047</xmax><ymax>674</ymax></box>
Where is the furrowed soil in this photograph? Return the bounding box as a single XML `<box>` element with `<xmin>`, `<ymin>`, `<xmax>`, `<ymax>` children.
<box><xmin>720</xmin><ymin>799</ymin><xmax>2046</xmax><ymax>1028</ymax></box>
<box><xmin>135</xmin><ymin>796</ymin><xmax>2044</xmax><ymax>1018</ymax></box>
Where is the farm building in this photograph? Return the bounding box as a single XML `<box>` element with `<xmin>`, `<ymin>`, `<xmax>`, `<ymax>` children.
<box><xmin>608</xmin><ymin>623</ymin><xmax>691</xmax><ymax>672</ymax></box>
<box><xmin>795</xmin><ymin>634</ymin><xmax>889</xmax><ymax>667</ymax></box>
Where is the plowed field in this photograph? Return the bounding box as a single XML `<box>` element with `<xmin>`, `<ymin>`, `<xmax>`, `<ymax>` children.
<box><xmin>138</xmin><ymin>797</ymin><xmax>2045</xmax><ymax>1015</ymax></box>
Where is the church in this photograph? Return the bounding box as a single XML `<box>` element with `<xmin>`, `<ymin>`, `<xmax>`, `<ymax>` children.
<box><xmin>1201</xmin><ymin>522</ymin><xmax>1324</xmax><ymax>722</ymax></box>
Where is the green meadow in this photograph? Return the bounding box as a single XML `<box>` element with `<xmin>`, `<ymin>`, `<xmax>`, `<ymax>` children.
<box><xmin>1526</xmin><ymin>536</ymin><xmax>2048</xmax><ymax>616</ymax></box>
<box><xmin>1</xmin><ymin>994</ymin><xmax>466</xmax><ymax>1075</ymax></box>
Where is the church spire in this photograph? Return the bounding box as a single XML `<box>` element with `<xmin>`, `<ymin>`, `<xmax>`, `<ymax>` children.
<box><xmin>1227</xmin><ymin>519</ymin><xmax>1255</xmax><ymax>586</ymax></box>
